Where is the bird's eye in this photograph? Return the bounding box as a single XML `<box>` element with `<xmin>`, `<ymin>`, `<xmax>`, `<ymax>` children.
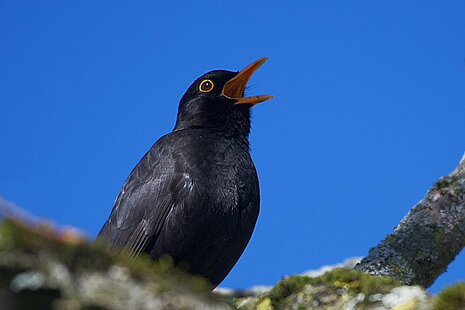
<box><xmin>199</xmin><ymin>79</ymin><xmax>214</xmax><ymax>93</ymax></box>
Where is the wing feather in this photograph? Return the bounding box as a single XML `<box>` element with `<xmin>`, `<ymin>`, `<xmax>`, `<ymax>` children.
<box><xmin>97</xmin><ymin>137</ymin><xmax>185</xmax><ymax>257</ymax></box>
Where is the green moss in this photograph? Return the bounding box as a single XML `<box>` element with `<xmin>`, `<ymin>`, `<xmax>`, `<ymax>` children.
<box><xmin>432</xmin><ymin>175</ymin><xmax>464</xmax><ymax>196</ymax></box>
<box><xmin>434</xmin><ymin>177</ymin><xmax>454</xmax><ymax>190</ymax></box>
<box><xmin>433</xmin><ymin>283</ymin><xmax>465</xmax><ymax>310</ymax></box>
<box><xmin>269</xmin><ymin>275</ymin><xmax>308</xmax><ymax>307</ymax></box>
<box><xmin>0</xmin><ymin>219</ymin><xmax>212</xmax><ymax>294</ymax></box>
<box><xmin>256</xmin><ymin>297</ymin><xmax>273</xmax><ymax>310</ymax></box>
<box><xmin>268</xmin><ymin>268</ymin><xmax>400</xmax><ymax>309</ymax></box>
<box><xmin>385</xmin><ymin>234</ymin><xmax>395</xmax><ymax>244</ymax></box>
<box><xmin>311</xmin><ymin>268</ymin><xmax>400</xmax><ymax>295</ymax></box>
<box><xmin>434</xmin><ymin>229</ymin><xmax>444</xmax><ymax>244</ymax></box>
<box><xmin>391</xmin><ymin>264</ymin><xmax>407</xmax><ymax>279</ymax></box>
<box><xmin>416</xmin><ymin>250</ymin><xmax>425</xmax><ymax>260</ymax></box>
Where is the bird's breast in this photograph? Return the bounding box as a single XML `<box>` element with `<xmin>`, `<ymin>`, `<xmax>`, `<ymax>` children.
<box><xmin>175</xmin><ymin>133</ymin><xmax>258</xmax><ymax>211</ymax></box>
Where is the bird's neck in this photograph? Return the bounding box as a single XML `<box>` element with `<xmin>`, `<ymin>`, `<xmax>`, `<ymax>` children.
<box><xmin>173</xmin><ymin>104</ymin><xmax>251</xmax><ymax>139</ymax></box>
<box><xmin>173</xmin><ymin>120</ymin><xmax>251</xmax><ymax>141</ymax></box>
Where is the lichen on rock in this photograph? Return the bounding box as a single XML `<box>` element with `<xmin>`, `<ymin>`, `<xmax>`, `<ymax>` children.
<box><xmin>234</xmin><ymin>268</ymin><xmax>407</xmax><ymax>309</ymax></box>
<box><xmin>0</xmin><ymin>218</ymin><xmax>230</xmax><ymax>310</ymax></box>
<box><xmin>230</xmin><ymin>268</ymin><xmax>444</xmax><ymax>310</ymax></box>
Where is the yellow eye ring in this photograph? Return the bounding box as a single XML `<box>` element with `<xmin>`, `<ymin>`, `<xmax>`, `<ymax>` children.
<box><xmin>199</xmin><ymin>79</ymin><xmax>214</xmax><ymax>93</ymax></box>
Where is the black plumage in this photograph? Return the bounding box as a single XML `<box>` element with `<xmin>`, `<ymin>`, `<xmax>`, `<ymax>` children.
<box><xmin>98</xmin><ymin>58</ymin><xmax>272</xmax><ymax>287</ymax></box>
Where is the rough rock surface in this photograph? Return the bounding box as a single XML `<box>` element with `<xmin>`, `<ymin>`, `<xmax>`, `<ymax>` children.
<box><xmin>355</xmin><ymin>153</ymin><xmax>465</xmax><ymax>287</ymax></box>
<box><xmin>229</xmin><ymin>270</ymin><xmax>465</xmax><ymax>310</ymax></box>
<box><xmin>0</xmin><ymin>217</ymin><xmax>230</xmax><ymax>310</ymax></box>
<box><xmin>227</xmin><ymin>269</ymin><xmax>425</xmax><ymax>309</ymax></box>
<box><xmin>219</xmin><ymin>258</ymin><xmax>465</xmax><ymax>310</ymax></box>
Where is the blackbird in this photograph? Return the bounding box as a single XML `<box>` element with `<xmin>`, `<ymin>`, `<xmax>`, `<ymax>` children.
<box><xmin>98</xmin><ymin>58</ymin><xmax>272</xmax><ymax>287</ymax></box>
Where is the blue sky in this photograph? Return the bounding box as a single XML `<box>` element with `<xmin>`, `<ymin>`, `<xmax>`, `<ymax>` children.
<box><xmin>1</xmin><ymin>1</ymin><xmax>464</xmax><ymax>292</ymax></box>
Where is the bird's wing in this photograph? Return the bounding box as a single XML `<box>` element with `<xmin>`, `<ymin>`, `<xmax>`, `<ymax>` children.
<box><xmin>98</xmin><ymin>138</ymin><xmax>187</xmax><ymax>257</ymax></box>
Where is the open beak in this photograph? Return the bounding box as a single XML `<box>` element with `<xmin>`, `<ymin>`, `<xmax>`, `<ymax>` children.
<box><xmin>222</xmin><ymin>58</ymin><xmax>273</xmax><ymax>105</ymax></box>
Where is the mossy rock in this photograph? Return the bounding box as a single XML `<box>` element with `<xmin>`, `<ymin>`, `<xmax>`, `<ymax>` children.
<box><xmin>0</xmin><ymin>218</ymin><xmax>229</xmax><ymax>310</ymax></box>
<box><xmin>2</xmin><ymin>217</ymin><xmax>465</xmax><ymax>310</ymax></box>
<box><xmin>433</xmin><ymin>283</ymin><xmax>465</xmax><ymax>310</ymax></box>
<box><xmin>230</xmin><ymin>269</ymin><xmax>441</xmax><ymax>310</ymax></box>
<box><xmin>267</xmin><ymin>268</ymin><xmax>401</xmax><ymax>309</ymax></box>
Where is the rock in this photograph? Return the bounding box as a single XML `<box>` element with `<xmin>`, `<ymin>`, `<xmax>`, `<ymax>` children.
<box><xmin>230</xmin><ymin>268</ymin><xmax>438</xmax><ymax>309</ymax></box>
<box><xmin>0</xmin><ymin>218</ymin><xmax>230</xmax><ymax>310</ymax></box>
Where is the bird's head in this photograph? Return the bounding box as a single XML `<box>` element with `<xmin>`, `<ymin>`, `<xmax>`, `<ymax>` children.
<box><xmin>174</xmin><ymin>58</ymin><xmax>272</xmax><ymax>137</ymax></box>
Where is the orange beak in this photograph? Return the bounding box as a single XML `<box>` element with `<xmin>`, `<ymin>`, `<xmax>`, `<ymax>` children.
<box><xmin>222</xmin><ymin>58</ymin><xmax>273</xmax><ymax>105</ymax></box>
